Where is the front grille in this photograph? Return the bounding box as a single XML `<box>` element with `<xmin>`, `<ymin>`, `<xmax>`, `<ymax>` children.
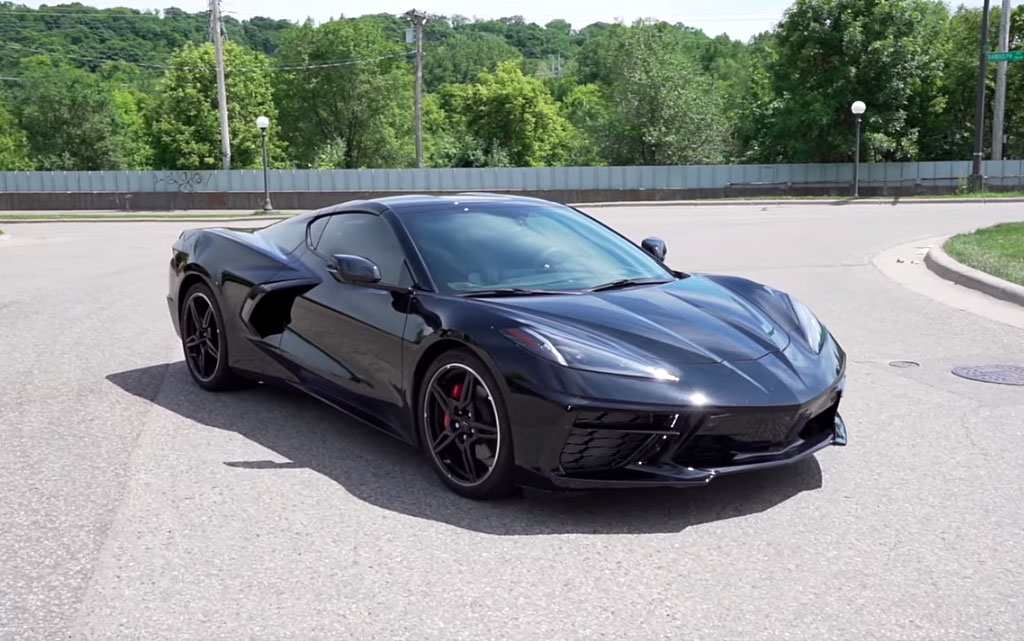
<box><xmin>559</xmin><ymin>428</ymin><xmax>653</xmax><ymax>473</ymax></box>
<box><xmin>699</xmin><ymin>409</ymin><xmax>800</xmax><ymax>446</ymax></box>
<box><xmin>573</xmin><ymin>411</ymin><xmax>678</xmax><ymax>432</ymax></box>
<box><xmin>673</xmin><ymin>402</ymin><xmax>838</xmax><ymax>469</ymax></box>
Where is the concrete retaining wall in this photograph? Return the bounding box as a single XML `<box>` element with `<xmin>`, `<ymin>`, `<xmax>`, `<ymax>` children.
<box><xmin>0</xmin><ymin>184</ymin><xmax>1000</xmax><ymax>211</ymax></box>
<box><xmin>2</xmin><ymin>159</ymin><xmax>1023</xmax><ymax>210</ymax></box>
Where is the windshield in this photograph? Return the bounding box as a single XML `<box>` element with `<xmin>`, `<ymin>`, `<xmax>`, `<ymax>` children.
<box><xmin>400</xmin><ymin>202</ymin><xmax>674</xmax><ymax>294</ymax></box>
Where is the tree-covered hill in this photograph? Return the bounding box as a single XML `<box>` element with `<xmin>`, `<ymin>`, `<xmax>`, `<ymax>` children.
<box><xmin>0</xmin><ymin>1</ymin><xmax>1019</xmax><ymax>171</ymax></box>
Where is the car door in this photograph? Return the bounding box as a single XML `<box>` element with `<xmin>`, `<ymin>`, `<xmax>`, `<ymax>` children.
<box><xmin>284</xmin><ymin>212</ymin><xmax>415</xmax><ymax>440</ymax></box>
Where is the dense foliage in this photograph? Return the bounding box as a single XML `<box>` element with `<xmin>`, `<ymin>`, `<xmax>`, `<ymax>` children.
<box><xmin>0</xmin><ymin>1</ymin><xmax>1021</xmax><ymax>170</ymax></box>
<box><xmin>150</xmin><ymin>42</ymin><xmax>283</xmax><ymax>169</ymax></box>
<box><xmin>274</xmin><ymin>18</ymin><xmax>413</xmax><ymax>169</ymax></box>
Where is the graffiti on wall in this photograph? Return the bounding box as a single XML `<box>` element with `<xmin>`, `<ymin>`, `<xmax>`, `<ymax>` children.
<box><xmin>156</xmin><ymin>171</ymin><xmax>205</xmax><ymax>193</ymax></box>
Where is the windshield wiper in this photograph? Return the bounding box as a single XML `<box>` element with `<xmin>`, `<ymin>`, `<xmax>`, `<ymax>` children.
<box><xmin>459</xmin><ymin>288</ymin><xmax>576</xmax><ymax>298</ymax></box>
<box><xmin>587</xmin><ymin>277</ymin><xmax>674</xmax><ymax>293</ymax></box>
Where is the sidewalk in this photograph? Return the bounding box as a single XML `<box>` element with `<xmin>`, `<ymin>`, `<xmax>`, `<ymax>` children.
<box><xmin>2</xmin><ymin>195</ymin><xmax>1024</xmax><ymax>221</ymax></box>
<box><xmin>579</xmin><ymin>196</ymin><xmax>1024</xmax><ymax>207</ymax></box>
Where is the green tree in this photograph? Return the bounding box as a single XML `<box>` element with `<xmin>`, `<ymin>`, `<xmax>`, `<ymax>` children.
<box><xmin>576</xmin><ymin>23</ymin><xmax>629</xmax><ymax>85</ymax></box>
<box><xmin>149</xmin><ymin>41</ymin><xmax>282</xmax><ymax>169</ymax></box>
<box><xmin>750</xmin><ymin>0</ymin><xmax>948</xmax><ymax>162</ymax></box>
<box><xmin>110</xmin><ymin>87</ymin><xmax>153</xmax><ymax>168</ymax></box>
<box><xmin>470</xmin><ymin>17</ymin><xmax>547</xmax><ymax>59</ymax></box>
<box><xmin>561</xmin><ymin>83</ymin><xmax>611</xmax><ymax>165</ymax></box>
<box><xmin>275</xmin><ymin>18</ymin><xmax>413</xmax><ymax>168</ymax></box>
<box><xmin>424</xmin><ymin>32</ymin><xmax>522</xmax><ymax>91</ymax></box>
<box><xmin>240</xmin><ymin>16</ymin><xmax>294</xmax><ymax>56</ymax></box>
<box><xmin>422</xmin><ymin>93</ymin><xmax>463</xmax><ymax>167</ymax></box>
<box><xmin>1006</xmin><ymin>7</ymin><xmax>1024</xmax><ymax>158</ymax></box>
<box><xmin>540</xmin><ymin>20</ymin><xmax>576</xmax><ymax>58</ymax></box>
<box><xmin>440</xmin><ymin>60</ymin><xmax>573</xmax><ymax>166</ymax></box>
<box><xmin>732</xmin><ymin>33</ymin><xmax>781</xmax><ymax>161</ymax></box>
<box><xmin>0</xmin><ymin>4</ymin><xmax>209</xmax><ymax>72</ymax></box>
<box><xmin>0</xmin><ymin>4</ymin><xmax>294</xmax><ymax>75</ymax></box>
<box><xmin>915</xmin><ymin>7</ymin><xmax>993</xmax><ymax>160</ymax></box>
<box><xmin>597</xmin><ymin>21</ymin><xmax>731</xmax><ymax>165</ymax></box>
<box><xmin>0</xmin><ymin>97</ymin><xmax>31</xmax><ymax>170</ymax></box>
<box><xmin>15</xmin><ymin>56</ymin><xmax>141</xmax><ymax>169</ymax></box>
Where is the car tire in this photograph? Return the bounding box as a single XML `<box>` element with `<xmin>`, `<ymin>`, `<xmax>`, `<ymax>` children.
<box><xmin>419</xmin><ymin>349</ymin><xmax>516</xmax><ymax>500</ymax></box>
<box><xmin>180</xmin><ymin>282</ymin><xmax>250</xmax><ymax>391</ymax></box>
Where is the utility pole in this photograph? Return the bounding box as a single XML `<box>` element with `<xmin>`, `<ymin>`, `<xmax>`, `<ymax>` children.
<box><xmin>404</xmin><ymin>9</ymin><xmax>426</xmax><ymax>168</ymax></box>
<box><xmin>210</xmin><ymin>0</ymin><xmax>231</xmax><ymax>170</ymax></box>
<box><xmin>993</xmin><ymin>0</ymin><xmax>1012</xmax><ymax>160</ymax></box>
<box><xmin>970</xmin><ymin>0</ymin><xmax>992</xmax><ymax>191</ymax></box>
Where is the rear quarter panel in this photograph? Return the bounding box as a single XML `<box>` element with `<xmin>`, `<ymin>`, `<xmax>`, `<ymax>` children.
<box><xmin>170</xmin><ymin>226</ymin><xmax>317</xmax><ymax>380</ymax></box>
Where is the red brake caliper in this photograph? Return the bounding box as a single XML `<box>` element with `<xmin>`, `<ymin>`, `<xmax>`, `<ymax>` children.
<box><xmin>443</xmin><ymin>383</ymin><xmax>464</xmax><ymax>429</ymax></box>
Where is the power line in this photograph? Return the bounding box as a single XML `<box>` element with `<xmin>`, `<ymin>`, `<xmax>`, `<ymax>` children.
<box><xmin>0</xmin><ymin>9</ymin><xmax>176</xmax><ymax>20</ymax></box>
<box><xmin>0</xmin><ymin>8</ymin><xmax>197</xmax><ymax>19</ymax></box>
<box><xmin>0</xmin><ymin>8</ymin><xmax>781</xmax><ymax>25</ymax></box>
<box><xmin>1</xmin><ymin>42</ymin><xmax>413</xmax><ymax>72</ymax></box>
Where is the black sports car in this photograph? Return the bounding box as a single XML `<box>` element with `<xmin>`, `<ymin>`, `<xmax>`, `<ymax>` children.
<box><xmin>168</xmin><ymin>194</ymin><xmax>846</xmax><ymax>499</ymax></box>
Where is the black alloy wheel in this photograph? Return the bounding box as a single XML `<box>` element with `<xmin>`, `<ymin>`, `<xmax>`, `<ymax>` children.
<box><xmin>180</xmin><ymin>283</ymin><xmax>247</xmax><ymax>391</ymax></box>
<box><xmin>421</xmin><ymin>351</ymin><xmax>515</xmax><ymax>499</ymax></box>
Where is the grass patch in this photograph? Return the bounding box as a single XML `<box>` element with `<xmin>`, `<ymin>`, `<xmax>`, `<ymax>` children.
<box><xmin>916</xmin><ymin>190</ymin><xmax>1024</xmax><ymax>199</ymax></box>
<box><xmin>945</xmin><ymin>222</ymin><xmax>1024</xmax><ymax>286</ymax></box>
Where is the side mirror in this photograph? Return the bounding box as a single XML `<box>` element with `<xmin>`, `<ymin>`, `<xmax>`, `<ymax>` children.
<box><xmin>329</xmin><ymin>254</ymin><xmax>381</xmax><ymax>284</ymax></box>
<box><xmin>642</xmin><ymin>237</ymin><xmax>667</xmax><ymax>261</ymax></box>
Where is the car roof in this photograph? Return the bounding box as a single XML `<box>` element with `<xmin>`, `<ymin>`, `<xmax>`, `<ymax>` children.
<box><xmin>294</xmin><ymin>193</ymin><xmax>558</xmax><ymax>221</ymax></box>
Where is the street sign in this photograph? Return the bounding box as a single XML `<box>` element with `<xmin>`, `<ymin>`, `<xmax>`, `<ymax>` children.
<box><xmin>987</xmin><ymin>50</ymin><xmax>1024</xmax><ymax>62</ymax></box>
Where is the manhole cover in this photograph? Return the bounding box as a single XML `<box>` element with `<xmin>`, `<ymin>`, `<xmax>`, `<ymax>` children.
<box><xmin>889</xmin><ymin>360</ymin><xmax>920</xmax><ymax>368</ymax></box>
<box><xmin>952</xmin><ymin>365</ymin><xmax>1024</xmax><ymax>386</ymax></box>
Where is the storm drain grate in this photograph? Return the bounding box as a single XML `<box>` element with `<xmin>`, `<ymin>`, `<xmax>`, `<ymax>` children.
<box><xmin>952</xmin><ymin>365</ymin><xmax>1024</xmax><ymax>386</ymax></box>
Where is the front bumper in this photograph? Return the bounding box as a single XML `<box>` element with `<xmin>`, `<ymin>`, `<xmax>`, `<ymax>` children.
<box><xmin>511</xmin><ymin>380</ymin><xmax>847</xmax><ymax>491</ymax></box>
<box><xmin>519</xmin><ymin>414</ymin><xmax>845</xmax><ymax>490</ymax></box>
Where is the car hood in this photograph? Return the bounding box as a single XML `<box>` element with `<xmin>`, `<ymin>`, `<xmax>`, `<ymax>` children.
<box><xmin>481</xmin><ymin>275</ymin><xmax>792</xmax><ymax>365</ymax></box>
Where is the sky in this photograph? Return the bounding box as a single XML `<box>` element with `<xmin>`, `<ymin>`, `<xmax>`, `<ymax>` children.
<box><xmin>18</xmin><ymin>1</ymin><xmax>1018</xmax><ymax>41</ymax></box>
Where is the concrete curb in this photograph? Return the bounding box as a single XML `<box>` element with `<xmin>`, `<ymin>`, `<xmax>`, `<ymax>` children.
<box><xmin>577</xmin><ymin>197</ymin><xmax>1024</xmax><ymax>208</ymax></box>
<box><xmin>2</xmin><ymin>198</ymin><xmax>1024</xmax><ymax>217</ymax></box>
<box><xmin>925</xmin><ymin>241</ymin><xmax>1024</xmax><ymax>307</ymax></box>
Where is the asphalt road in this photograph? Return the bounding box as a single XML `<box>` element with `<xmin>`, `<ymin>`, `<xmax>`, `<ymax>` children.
<box><xmin>2</xmin><ymin>202</ymin><xmax>1023</xmax><ymax>640</ymax></box>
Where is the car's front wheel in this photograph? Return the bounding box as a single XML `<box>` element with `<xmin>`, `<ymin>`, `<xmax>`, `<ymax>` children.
<box><xmin>420</xmin><ymin>350</ymin><xmax>516</xmax><ymax>499</ymax></box>
<box><xmin>180</xmin><ymin>282</ymin><xmax>249</xmax><ymax>391</ymax></box>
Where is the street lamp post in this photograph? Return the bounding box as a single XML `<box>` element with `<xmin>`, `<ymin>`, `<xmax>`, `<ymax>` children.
<box><xmin>851</xmin><ymin>101</ymin><xmax>866</xmax><ymax>198</ymax></box>
<box><xmin>970</xmin><ymin>0</ymin><xmax>993</xmax><ymax>191</ymax></box>
<box><xmin>256</xmin><ymin>115</ymin><xmax>273</xmax><ymax>212</ymax></box>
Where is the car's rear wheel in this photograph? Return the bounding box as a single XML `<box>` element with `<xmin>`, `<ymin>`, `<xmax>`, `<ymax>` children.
<box><xmin>181</xmin><ymin>282</ymin><xmax>249</xmax><ymax>391</ymax></box>
<box><xmin>420</xmin><ymin>350</ymin><xmax>516</xmax><ymax>499</ymax></box>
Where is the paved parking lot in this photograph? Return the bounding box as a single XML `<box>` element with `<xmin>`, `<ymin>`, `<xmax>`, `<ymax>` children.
<box><xmin>2</xmin><ymin>202</ymin><xmax>1023</xmax><ymax>640</ymax></box>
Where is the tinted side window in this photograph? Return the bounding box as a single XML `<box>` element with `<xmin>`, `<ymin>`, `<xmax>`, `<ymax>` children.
<box><xmin>307</xmin><ymin>216</ymin><xmax>329</xmax><ymax>249</ymax></box>
<box><xmin>316</xmin><ymin>213</ymin><xmax>411</xmax><ymax>287</ymax></box>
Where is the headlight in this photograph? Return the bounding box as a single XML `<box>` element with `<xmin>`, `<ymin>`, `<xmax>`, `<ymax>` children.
<box><xmin>787</xmin><ymin>296</ymin><xmax>825</xmax><ymax>353</ymax></box>
<box><xmin>501</xmin><ymin>326</ymin><xmax>679</xmax><ymax>382</ymax></box>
